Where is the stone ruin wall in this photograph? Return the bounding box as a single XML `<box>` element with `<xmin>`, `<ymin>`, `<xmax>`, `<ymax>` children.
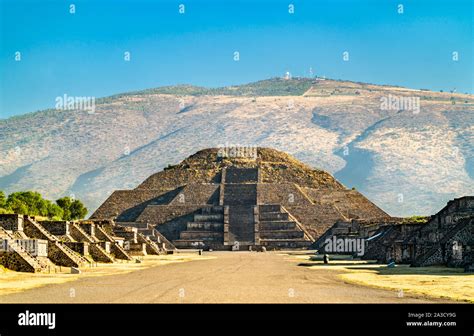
<box><xmin>0</xmin><ymin>214</ymin><xmax>24</xmax><ymax>231</ymax></box>
<box><xmin>91</xmin><ymin>189</ymin><xmax>171</xmax><ymax>220</ymax></box>
<box><xmin>168</xmin><ymin>183</ymin><xmax>220</xmax><ymax>206</ymax></box>
<box><xmin>136</xmin><ymin>205</ymin><xmax>203</xmax><ymax>240</ymax></box>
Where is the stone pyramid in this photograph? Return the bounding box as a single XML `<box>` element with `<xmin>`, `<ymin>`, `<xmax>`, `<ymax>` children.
<box><xmin>91</xmin><ymin>147</ymin><xmax>389</xmax><ymax>250</ymax></box>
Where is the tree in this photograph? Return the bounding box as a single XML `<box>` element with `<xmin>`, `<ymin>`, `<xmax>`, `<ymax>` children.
<box><xmin>56</xmin><ymin>197</ymin><xmax>88</xmax><ymax>220</ymax></box>
<box><xmin>47</xmin><ymin>203</ymin><xmax>64</xmax><ymax>219</ymax></box>
<box><xmin>6</xmin><ymin>191</ymin><xmax>65</xmax><ymax>218</ymax></box>
<box><xmin>0</xmin><ymin>191</ymin><xmax>87</xmax><ymax>220</ymax></box>
<box><xmin>5</xmin><ymin>196</ymin><xmax>29</xmax><ymax>215</ymax></box>
<box><xmin>0</xmin><ymin>191</ymin><xmax>6</xmax><ymax>209</ymax></box>
<box><xmin>6</xmin><ymin>191</ymin><xmax>46</xmax><ymax>216</ymax></box>
<box><xmin>56</xmin><ymin>197</ymin><xmax>72</xmax><ymax>219</ymax></box>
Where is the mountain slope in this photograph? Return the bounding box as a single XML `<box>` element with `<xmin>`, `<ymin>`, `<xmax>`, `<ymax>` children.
<box><xmin>0</xmin><ymin>77</ymin><xmax>473</xmax><ymax>216</ymax></box>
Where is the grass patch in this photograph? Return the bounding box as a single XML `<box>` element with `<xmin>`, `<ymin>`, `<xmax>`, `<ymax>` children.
<box><xmin>340</xmin><ymin>265</ymin><xmax>473</xmax><ymax>303</ymax></box>
<box><xmin>283</xmin><ymin>253</ymin><xmax>473</xmax><ymax>302</ymax></box>
<box><xmin>302</xmin><ymin>258</ymin><xmax>473</xmax><ymax>302</ymax></box>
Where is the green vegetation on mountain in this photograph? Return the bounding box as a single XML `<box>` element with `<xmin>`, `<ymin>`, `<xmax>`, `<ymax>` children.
<box><xmin>98</xmin><ymin>77</ymin><xmax>314</xmax><ymax>103</ymax></box>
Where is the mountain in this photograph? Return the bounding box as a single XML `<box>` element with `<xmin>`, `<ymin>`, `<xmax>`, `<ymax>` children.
<box><xmin>0</xmin><ymin>77</ymin><xmax>473</xmax><ymax>217</ymax></box>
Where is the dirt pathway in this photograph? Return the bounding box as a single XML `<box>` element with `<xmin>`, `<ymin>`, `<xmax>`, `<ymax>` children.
<box><xmin>0</xmin><ymin>252</ymin><xmax>452</xmax><ymax>303</ymax></box>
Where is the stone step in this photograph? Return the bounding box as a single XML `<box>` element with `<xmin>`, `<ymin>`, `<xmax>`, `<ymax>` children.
<box><xmin>0</xmin><ymin>234</ymin><xmax>46</xmax><ymax>272</ymax></box>
<box><xmin>259</xmin><ymin>204</ymin><xmax>281</xmax><ymax>212</ymax></box>
<box><xmin>260</xmin><ymin>230</ymin><xmax>305</xmax><ymax>239</ymax></box>
<box><xmin>51</xmin><ymin>241</ymin><xmax>89</xmax><ymax>267</ymax></box>
<box><xmin>194</xmin><ymin>214</ymin><xmax>223</xmax><ymax>222</ymax></box>
<box><xmin>23</xmin><ymin>217</ymin><xmax>58</xmax><ymax>242</ymax></box>
<box><xmin>137</xmin><ymin>233</ymin><xmax>162</xmax><ymax>255</ymax></box>
<box><xmin>259</xmin><ymin>212</ymin><xmax>289</xmax><ymax>221</ymax></box>
<box><xmin>260</xmin><ymin>239</ymin><xmax>313</xmax><ymax>249</ymax></box>
<box><xmin>180</xmin><ymin>231</ymin><xmax>223</xmax><ymax>240</ymax></box>
<box><xmin>223</xmin><ymin>184</ymin><xmax>257</xmax><ymax>206</ymax></box>
<box><xmin>117</xmin><ymin>221</ymin><xmax>149</xmax><ymax>229</ymax></box>
<box><xmin>187</xmin><ymin>222</ymin><xmax>224</xmax><ymax>231</ymax></box>
<box><xmin>137</xmin><ymin>228</ymin><xmax>155</xmax><ymax>236</ymax></box>
<box><xmin>224</xmin><ymin>167</ymin><xmax>259</xmax><ymax>184</ymax></box>
<box><xmin>201</xmin><ymin>206</ymin><xmax>224</xmax><ymax>214</ymax></box>
<box><xmin>71</xmin><ymin>223</ymin><xmax>96</xmax><ymax>243</ymax></box>
<box><xmin>260</xmin><ymin>221</ymin><xmax>297</xmax><ymax>230</ymax></box>
<box><xmin>89</xmin><ymin>243</ymin><xmax>114</xmax><ymax>263</ymax></box>
<box><xmin>228</xmin><ymin>205</ymin><xmax>255</xmax><ymax>243</ymax></box>
<box><xmin>111</xmin><ymin>242</ymin><xmax>133</xmax><ymax>260</ymax></box>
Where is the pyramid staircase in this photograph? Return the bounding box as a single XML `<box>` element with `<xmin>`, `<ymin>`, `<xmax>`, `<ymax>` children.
<box><xmin>135</xmin><ymin>224</ymin><xmax>176</xmax><ymax>251</ymax></box>
<box><xmin>173</xmin><ymin>206</ymin><xmax>225</xmax><ymax>249</ymax></box>
<box><xmin>0</xmin><ymin>227</ymin><xmax>51</xmax><ymax>272</ymax></box>
<box><xmin>23</xmin><ymin>216</ymin><xmax>89</xmax><ymax>267</ymax></box>
<box><xmin>258</xmin><ymin>204</ymin><xmax>314</xmax><ymax>249</ymax></box>
<box><xmin>71</xmin><ymin>223</ymin><xmax>98</xmax><ymax>243</ymax></box>
<box><xmin>137</xmin><ymin>232</ymin><xmax>162</xmax><ymax>255</ymax></box>
<box><xmin>69</xmin><ymin>222</ymin><xmax>114</xmax><ymax>262</ymax></box>
<box><xmin>93</xmin><ymin>225</ymin><xmax>133</xmax><ymax>260</ymax></box>
<box><xmin>172</xmin><ymin>167</ymin><xmax>314</xmax><ymax>250</ymax></box>
<box><xmin>222</xmin><ymin>168</ymin><xmax>258</xmax><ymax>249</ymax></box>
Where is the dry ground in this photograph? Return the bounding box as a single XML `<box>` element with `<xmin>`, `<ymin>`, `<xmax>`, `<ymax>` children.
<box><xmin>0</xmin><ymin>253</ymin><xmax>213</xmax><ymax>297</ymax></box>
<box><xmin>0</xmin><ymin>251</ymin><xmax>459</xmax><ymax>303</ymax></box>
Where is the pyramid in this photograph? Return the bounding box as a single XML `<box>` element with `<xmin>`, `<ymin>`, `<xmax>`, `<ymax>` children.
<box><xmin>91</xmin><ymin>147</ymin><xmax>389</xmax><ymax>250</ymax></box>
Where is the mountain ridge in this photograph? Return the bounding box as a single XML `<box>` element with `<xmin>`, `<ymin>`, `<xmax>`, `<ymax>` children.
<box><xmin>1</xmin><ymin>77</ymin><xmax>473</xmax><ymax>217</ymax></box>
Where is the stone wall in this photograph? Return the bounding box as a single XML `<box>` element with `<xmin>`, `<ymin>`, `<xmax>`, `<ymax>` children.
<box><xmin>64</xmin><ymin>242</ymin><xmax>89</xmax><ymax>256</ymax></box>
<box><xmin>91</xmin><ymin>189</ymin><xmax>174</xmax><ymax>221</ymax></box>
<box><xmin>0</xmin><ymin>251</ymin><xmax>35</xmax><ymax>273</ymax></box>
<box><xmin>112</xmin><ymin>226</ymin><xmax>138</xmax><ymax>242</ymax></box>
<box><xmin>89</xmin><ymin>243</ymin><xmax>114</xmax><ymax>263</ymax></box>
<box><xmin>0</xmin><ymin>214</ymin><xmax>24</xmax><ymax>231</ymax></box>
<box><xmin>127</xmin><ymin>243</ymin><xmax>147</xmax><ymax>256</ymax></box>
<box><xmin>39</xmin><ymin>221</ymin><xmax>70</xmax><ymax>236</ymax></box>
<box><xmin>410</xmin><ymin>197</ymin><xmax>474</xmax><ymax>265</ymax></box>
<box><xmin>48</xmin><ymin>242</ymin><xmax>79</xmax><ymax>267</ymax></box>
<box><xmin>111</xmin><ymin>243</ymin><xmax>132</xmax><ymax>260</ymax></box>
<box><xmin>168</xmin><ymin>183</ymin><xmax>220</xmax><ymax>205</ymax></box>
<box><xmin>136</xmin><ymin>205</ymin><xmax>203</xmax><ymax>241</ymax></box>
<box><xmin>78</xmin><ymin>223</ymin><xmax>96</xmax><ymax>237</ymax></box>
<box><xmin>302</xmin><ymin>189</ymin><xmax>389</xmax><ymax>219</ymax></box>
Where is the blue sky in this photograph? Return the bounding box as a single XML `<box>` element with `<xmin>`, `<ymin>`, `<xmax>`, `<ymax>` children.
<box><xmin>0</xmin><ymin>0</ymin><xmax>472</xmax><ymax>118</ymax></box>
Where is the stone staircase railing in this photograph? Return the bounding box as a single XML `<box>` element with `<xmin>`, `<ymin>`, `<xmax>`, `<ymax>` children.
<box><xmin>23</xmin><ymin>216</ymin><xmax>58</xmax><ymax>242</ymax></box>
<box><xmin>0</xmin><ymin>227</ymin><xmax>47</xmax><ymax>272</ymax></box>
<box><xmin>71</xmin><ymin>223</ymin><xmax>96</xmax><ymax>243</ymax></box>
<box><xmin>111</xmin><ymin>242</ymin><xmax>133</xmax><ymax>260</ymax></box>
<box><xmin>53</xmin><ymin>241</ymin><xmax>90</xmax><ymax>266</ymax></box>
<box><xmin>137</xmin><ymin>232</ymin><xmax>161</xmax><ymax>255</ymax></box>
<box><xmin>89</xmin><ymin>243</ymin><xmax>114</xmax><ymax>263</ymax></box>
<box><xmin>94</xmin><ymin>225</ymin><xmax>115</xmax><ymax>242</ymax></box>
